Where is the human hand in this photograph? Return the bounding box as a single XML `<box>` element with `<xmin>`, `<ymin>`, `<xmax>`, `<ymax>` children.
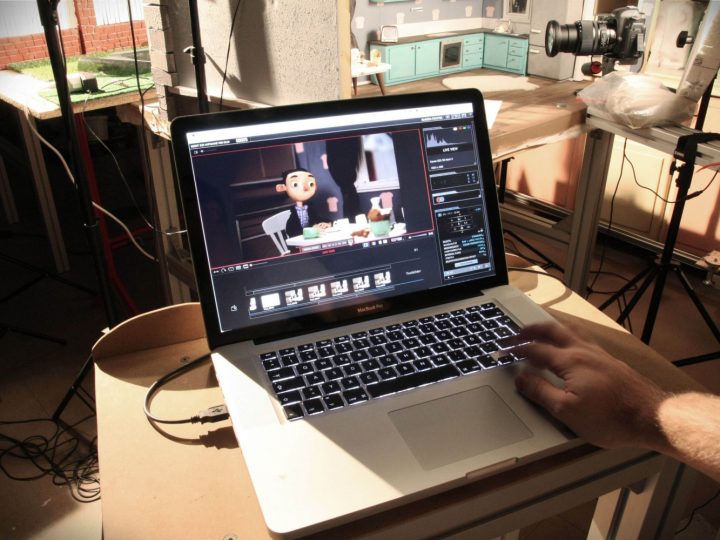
<box><xmin>514</xmin><ymin>323</ymin><xmax>669</xmax><ymax>451</ymax></box>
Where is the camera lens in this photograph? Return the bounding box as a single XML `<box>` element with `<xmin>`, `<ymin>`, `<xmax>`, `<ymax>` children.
<box><xmin>546</xmin><ymin>19</ymin><xmax>616</xmax><ymax>57</ymax></box>
<box><xmin>545</xmin><ymin>20</ymin><xmax>578</xmax><ymax>57</ymax></box>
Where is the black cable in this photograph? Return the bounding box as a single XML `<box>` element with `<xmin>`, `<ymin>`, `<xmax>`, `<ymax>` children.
<box><xmin>144</xmin><ymin>353</ymin><xmax>229</xmax><ymax>425</ymax></box>
<box><xmin>630</xmin><ymin>158</ymin><xmax>719</xmax><ymax>204</ymax></box>
<box><xmin>219</xmin><ymin>0</ymin><xmax>244</xmax><ymax>111</ymax></box>
<box><xmin>675</xmin><ymin>488</ymin><xmax>720</xmax><ymax>534</ymax></box>
<box><xmin>0</xmin><ymin>414</ymin><xmax>99</xmax><ymax>503</ymax></box>
<box><xmin>124</xmin><ymin>0</ymin><xmax>187</xmax><ymax>243</ymax></box>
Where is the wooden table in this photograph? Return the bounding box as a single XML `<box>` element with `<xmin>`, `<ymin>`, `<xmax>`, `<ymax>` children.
<box><xmin>93</xmin><ymin>267</ymin><xmax>703</xmax><ymax>539</ymax></box>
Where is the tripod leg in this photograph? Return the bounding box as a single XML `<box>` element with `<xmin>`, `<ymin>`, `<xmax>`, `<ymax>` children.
<box><xmin>674</xmin><ymin>266</ymin><xmax>720</xmax><ymax>343</ymax></box>
<box><xmin>641</xmin><ymin>261</ymin><xmax>672</xmax><ymax>343</ymax></box>
<box><xmin>1</xmin><ymin>323</ymin><xmax>66</xmax><ymax>344</ymax></box>
<box><xmin>52</xmin><ymin>354</ymin><xmax>95</xmax><ymax>421</ymax></box>
<box><xmin>598</xmin><ymin>264</ymin><xmax>653</xmax><ymax>311</ymax></box>
<box><xmin>616</xmin><ymin>266</ymin><xmax>658</xmax><ymax>326</ymax></box>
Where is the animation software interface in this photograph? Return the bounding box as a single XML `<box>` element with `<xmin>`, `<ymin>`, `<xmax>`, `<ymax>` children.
<box><xmin>187</xmin><ymin>103</ymin><xmax>497</xmax><ymax>333</ymax></box>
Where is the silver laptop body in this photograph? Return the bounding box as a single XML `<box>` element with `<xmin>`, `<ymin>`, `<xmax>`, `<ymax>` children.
<box><xmin>171</xmin><ymin>90</ymin><xmax>576</xmax><ymax>537</ymax></box>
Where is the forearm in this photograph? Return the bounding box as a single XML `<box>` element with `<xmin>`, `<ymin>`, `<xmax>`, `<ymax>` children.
<box><xmin>649</xmin><ymin>392</ymin><xmax>720</xmax><ymax>482</ymax></box>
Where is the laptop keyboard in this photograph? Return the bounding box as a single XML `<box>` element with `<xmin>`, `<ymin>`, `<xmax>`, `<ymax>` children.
<box><xmin>259</xmin><ymin>302</ymin><xmax>526</xmax><ymax>421</ymax></box>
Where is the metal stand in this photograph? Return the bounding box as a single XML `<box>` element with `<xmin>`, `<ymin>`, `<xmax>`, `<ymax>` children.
<box><xmin>184</xmin><ymin>0</ymin><xmax>209</xmax><ymax>113</ymax></box>
<box><xmin>599</xmin><ymin>132</ymin><xmax>720</xmax><ymax>358</ymax></box>
<box><xmin>36</xmin><ymin>0</ymin><xmax>120</xmax><ymax>420</ymax></box>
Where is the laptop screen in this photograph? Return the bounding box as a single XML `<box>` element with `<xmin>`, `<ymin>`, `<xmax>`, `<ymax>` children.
<box><xmin>172</xmin><ymin>90</ymin><xmax>507</xmax><ymax>347</ymax></box>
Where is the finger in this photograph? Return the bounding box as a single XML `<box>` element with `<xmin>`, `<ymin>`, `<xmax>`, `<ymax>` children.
<box><xmin>518</xmin><ymin>341</ymin><xmax>574</xmax><ymax>375</ymax></box>
<box><xmin>515</xmin><ymin>371</ymin><xmax>567</xmax><ymax>414</ymax></box>
<box><xmin>519</xmin><ymin>322</ymin><xmax>580</xmax><ymax>348</ymax></box>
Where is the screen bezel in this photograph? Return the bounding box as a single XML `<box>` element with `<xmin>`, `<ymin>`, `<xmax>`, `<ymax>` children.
<box><xmin>171</xmin><ymin>90</ymin><xmax>507</xmax><ymax>349</ymax></box>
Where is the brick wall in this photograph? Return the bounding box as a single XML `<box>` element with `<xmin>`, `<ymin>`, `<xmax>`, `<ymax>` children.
<box><xmin>0</xmin><ymin>0</ymin><xmax>147</xmax><ymax>70</ymax></box>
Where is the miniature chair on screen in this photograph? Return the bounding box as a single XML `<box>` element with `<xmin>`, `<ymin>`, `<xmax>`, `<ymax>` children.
<box><xmin>262</xmin><ymin>210</ymin><xmax>291</xmax><ymax>255</ymax></box>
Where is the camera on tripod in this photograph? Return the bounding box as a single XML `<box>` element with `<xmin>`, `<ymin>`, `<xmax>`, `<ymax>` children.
<box><xmin>545</xmin><ymin>6</ymin><xmax>646</xmax><ymax>75</ymax></box>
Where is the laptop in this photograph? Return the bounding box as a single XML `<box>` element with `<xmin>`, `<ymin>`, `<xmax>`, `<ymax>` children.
<box><xmin>170</xmin><ymin>89</ymin><xmax>576</xmax><ymax>537</ymax></box>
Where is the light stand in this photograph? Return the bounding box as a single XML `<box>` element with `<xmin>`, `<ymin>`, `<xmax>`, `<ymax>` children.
<box><xmin>184</xmin><ymin>0</ymin><xmax>210</xmax><ymax>113</ymax></box>
<box><xmin>35</xmin><ymin>0</ymin><xmax>121</xmax><ymax>419</ymax></box>
<box><xmin>598</xmin><ymin>132</ymin><xmax>720</xmax><ymax>362</ymax></box>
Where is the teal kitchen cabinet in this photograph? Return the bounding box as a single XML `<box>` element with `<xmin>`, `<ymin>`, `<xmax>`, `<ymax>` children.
<box><xmin>462</xmin><ymin>33</ymin><xmax>484</xmax><ymax>69</ymax></box>
<box><xmin>483</xmin><ymin>34</ymin><xmax>509</xmax><ymax>70</ymax></box>
<box><xmin>374</xmin><ymin>39</ymin><xmax>440</xmax><ymax>84</ymax></box>
<box><xmin>414</xmin><ymin>40</ymin><xmax>441</xmax><ymax>76</ymax></box>
<box><xmin>483</xmin><ymin>34</ymin><xmax>527</xmax><ymax>75</ymax></box>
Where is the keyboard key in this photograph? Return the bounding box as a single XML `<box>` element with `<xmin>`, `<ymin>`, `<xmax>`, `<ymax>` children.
<box><xmin>495</xmin><ymin>327</ymin><xmax>513</xmax><ymax>339</ymax></box>
<box><xmin>325</xmin><ymin>367</ymin><xmax>343</xmax><ymax>380</ymax></box>
<box><xmin>298</xmin><ymin>343</ymin><xmax>314</xmax><ymax>352</ymax></box>
<box><xmin>378</xmin><ymin>367</ymin><xmax>397</xmax><ymax>380</ymax></box>
<box><xmin>333</xmin><ymin>354</ymin><xmax>351</xmax><ymax>366</ymax></box>
<box><xmin>341</xmin><ymin>376</ymin><xmax>360</xmax><ymax>389</ymax></box>
<box><xmin>267</xmin><ymin>366</ymin><xmax>295</xmax><ymax>381</ymax></box>
<box><xmin>413</xmin><ymin>358</ymin><xmax>432</xmax><ymax>371</ymax></box>
<box><xmin>273</xmin><ymin>376</ymin><xmax>305</xmax><ymax>393</ymax></box>
<box><xmin>306</xmin><ymin>372</ymin><xmax>325</xmax><ymax>386</ymax></box>
<box><xmin>360</xmin><ymin>371</ymin><xmax>379</xmax><ymax>385</ymax></box>
<box><xmin>456</xmin><ymin>359</ymin><xmax>482</xmax><ymax>374</ymax></box>
<box><xmin>315</xmin><ymin>358</ymin><xmax>333</xmax><ymax>371</ymax></box>
<box><xmin>323</xmin><ymin>393</ymin><xmax>345</xmax><ymax>410</ymax></box>
<box><xmin>380</xmin><ymin>355</ymin><xmax>399</xmax><ymax>367</ymax></box>
<box><xmin>353</xmin><ymin>338</ymin><xmax>371</xmax><ymax>349</ymax></box>
<box><xmin>396</xmin><ymin>363</ymin><xmax>416</xmax><ymax>376</ymax></box>
<box><xmin>365</xmin><ymin>365</ymin><xmax>460</xmax><ymax>398</ymax></box>
<box><xmin>304</xmin><ymin>398</ymin><xmax>325</xmax><ymax>415</ymax></box>
<box><xmin>277</xmin><ymin>390</ymin><xmax>302</xmax><ymax>405</ymax></box>
<box><xmin>335</xmin><ymin>342</ymin><xmax>352</xmax><ymax>353</ymax></box>
<box><xmin>279</xmin><ymin>347</ymin><xmax>295</xmax><ymax>356</ymax></box>
<box><xmin>322</xmin><ymin>381</ymin><xmax>341</xmax><ymax>394</ymax></box>
<box><xmin>350</xmin><ymin>349</ymin><xmax>370</xmax><ymax>362</ymax></box>
<box><xmin>478</xmin><ymin>356</ymin><xmax>499</xmax><ymax>369</ymax></box>
<box><xmin>432</xmin><ymin>354</ymin><xmax>450</xmax><ymax>366</ymax></box>
<box><xmin>397</xmin><ymin>351</ymin><xmax>414</xmax><ymax>362</ymax></box>
<box><xmin>401</xmin><ymin>337</ymin><xmax>420</xmax><ymax>348</ymax></box>
<box><xmin>481</xmin><ymin>307</ymin><xmax>504</xmax><ymax>319</ymax></box>
<box><xmin>369</xmin><ymin>335</ymin><xmax>387</xmax><ymax>345</ymax></box>
<box><xmin>414</xmin><ymin>346</ymin><xmax>432</xmax><ymax>358</ymax></box>
<box><xmin>431</xmin><ymin>342</ymin><xmax>450</xmax><ymax>353</ymax></box>
<box><xmin>281</xmin><ymin>354</ymin><xmax>300</xmax><ymax>367</ymax></box>
<box><xmin>361</xmin><ymin>358</ymin><xmax>380</xmax><ymax>371</ymax></box>
<box><xmin>343</xmin><ymin>388</ymin><xmax>369</xmax><ymax>405</ymax></box>
<box><xmin>480</xmin><ymin>342</ymin><xmax>499</xmax><ymax>354</ymax></box>
<box><xmin>385</xmin><ymin>342</ymin><xmax>403</xmax><ymax>353</ymax></box>
<box><xmin>260</xmin><ymin>351</ymin><xmax>279</xmax><ymax>361</ymax></box>
<box><xmin>296</xmin><ymin>363</ymin><xmax>314</xmax><ymax>376</ymax></box>
<box><xmin>368</xmin><ymin>346</ymin><xmax>386</xmax><ymax>357</ymax></box>
<box><xmin>343</xmin><ymin>364</ymin><xmax>362</xmax><ymax>377</ymax></box>
<box><xmin>284</xmin><ymin>403</ymin><xmax>304</xmax><ymax>420</ymax></box>
<box><xmin>262</xmin><ymin>357</ymin><xmax>281</xmax><ymax>370</ymax></box>
<box><xmin>299</xmin><ymin>350</ymin><xmax>318</xmax><ymax>362</ymax></box>
<box><xmin>302</xmin><ymin>386</ymin><xmax>321</xmax><ymax>400</ymax></box>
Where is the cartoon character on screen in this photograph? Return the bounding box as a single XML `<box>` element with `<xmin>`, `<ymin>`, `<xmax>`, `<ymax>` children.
<box><xmin>276</xmin><ymin>168</ymin><xmax>330</xmax><ymax>237</ymax></box>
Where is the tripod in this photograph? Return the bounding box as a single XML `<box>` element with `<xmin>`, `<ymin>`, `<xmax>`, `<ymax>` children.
<box><xmin>599</xmin><ymin>132</ymin><xmax>720</xmax><ymax>362</ymax></box>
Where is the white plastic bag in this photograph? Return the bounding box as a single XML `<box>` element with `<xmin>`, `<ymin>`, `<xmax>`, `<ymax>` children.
<box><xmin>578</xmin><ymin>71</ymin><xmax>696</xmax><ymax>129</ymax></box>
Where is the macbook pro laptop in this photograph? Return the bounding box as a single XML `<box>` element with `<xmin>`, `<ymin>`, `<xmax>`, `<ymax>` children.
<box><xmin>170</xmin><ymin>89</ymin><xmax>576</xmax><ymax>537</ymax></box>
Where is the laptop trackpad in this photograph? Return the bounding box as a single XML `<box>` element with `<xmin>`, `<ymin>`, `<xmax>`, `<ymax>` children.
<box><xmin>389</xmin><ymin>386</ymin><xmax>532</xmax><ymax>470</ymax></box>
